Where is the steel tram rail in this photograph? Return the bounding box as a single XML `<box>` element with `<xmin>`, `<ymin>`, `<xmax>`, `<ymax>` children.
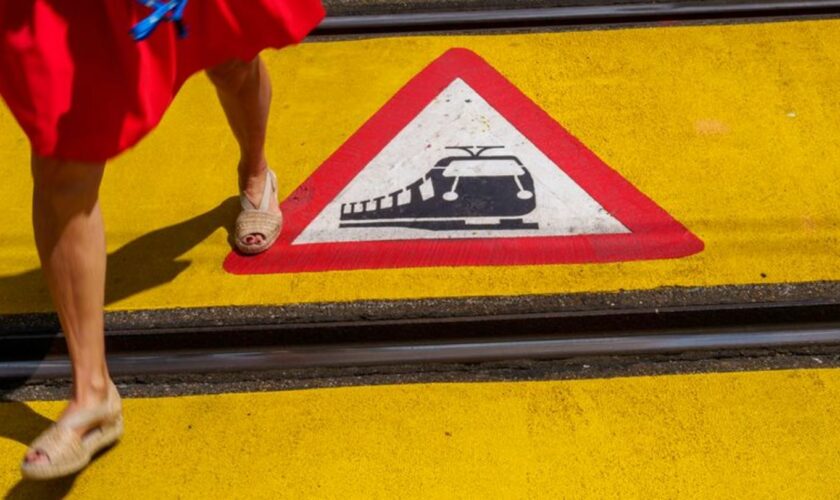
<box><xmin>3</xmin><ymin>322</ymin><xmax>840</xmax><ymax>379</ymax></box>
<box><xmin>316</xmin><ymin>0</ymin><xmax>840</xmax><ymax>34</ymax></box>
<box><xmin>3</xmin><ymin>302</ymin><xmax>840</xmax><ymax>379</ymax></box>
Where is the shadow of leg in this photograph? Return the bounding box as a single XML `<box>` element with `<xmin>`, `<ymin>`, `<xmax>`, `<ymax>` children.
<box><xmin>105</xmin><ymin>196</ymin><xmax>238</xmax><ymax>304</ymax></box>
<box><xmin>0</xmin><ymin>195</ymin><xmax>239</xmax><ymax>315</ymax></box>
<box><xmin>4</xmin><ymin>442</ymin><xmax>119</xmax><ymax>499</ymax></box>
<box><xmin>0</xmin><ymin>400</ymin><xmax>54</xmax><ymax>446</ymax></box>
<box><xmin>4</xmin><ymin>474</ymin><xmax>78</xmax><ymax>500</ymax></box>
<box><xmin>0</xmin><ymin>400</ymin><xmax>76</xmax><ymax>499</ymax></box>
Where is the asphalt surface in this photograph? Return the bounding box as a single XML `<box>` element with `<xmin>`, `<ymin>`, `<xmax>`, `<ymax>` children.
<box><xmin>3</xmin><ymin>281</ymin><xmax>839</xmax><ymax>337</ymax></box>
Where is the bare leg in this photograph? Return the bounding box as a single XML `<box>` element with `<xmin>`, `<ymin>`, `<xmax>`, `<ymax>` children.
<box><xmin>207</xmin><ymin>56</ymin><xmax>280</xmax><ymax>247</ymax></box>
<box><xmin>25</xmin><ymin>156</ymin><xmax>111</xmax><ymax>464</ymax></box>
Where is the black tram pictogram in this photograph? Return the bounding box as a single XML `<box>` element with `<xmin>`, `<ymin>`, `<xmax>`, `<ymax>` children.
<box><xmin>339</xmin><ymin>146</ymin><xmax>538</xmax><ymax>231</ymax></box>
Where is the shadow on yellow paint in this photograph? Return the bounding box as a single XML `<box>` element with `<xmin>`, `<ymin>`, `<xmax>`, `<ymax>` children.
<box><xmin>103</xmin><ymin>195</ymin><xmax>238</xmax><ymax>305</ymax></box>
<box><xmin>0</xmin><ymin>196</ymin><xmax>238</xmax><ymax>310</ymax></box>
<box><xmin>0</xmin><ymin>431</ymin><xmax>119</xmax><ymax>500</ymax></box>
<box><xmin>0</xmin><ymin>400</ymin><xmax>52</xmax><ymax>448</ymax></box>
<box><xmin>0</xmin><ymin>401</ymin><xmax>78</xmax><ymax>499</ymax></box>
<box><xmin>4</xmin><ymin>474</ymin><xmax>78</xmax><ymax>500</ymax></box>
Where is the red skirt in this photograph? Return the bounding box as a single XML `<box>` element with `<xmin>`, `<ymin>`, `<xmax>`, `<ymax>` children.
<box><xmin>0</xmin><ymin>0</ymin><xmax>325</xmax><ymax>162</ymax></box>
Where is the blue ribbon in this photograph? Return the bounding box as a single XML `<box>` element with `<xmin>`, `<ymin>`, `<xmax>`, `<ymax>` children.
<box><xmin>131</xmin><ymin>0</ymin><xmax>189</xmax><ymax>41</ymax></box>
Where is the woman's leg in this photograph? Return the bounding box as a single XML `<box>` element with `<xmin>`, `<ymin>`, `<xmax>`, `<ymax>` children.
<box><xmin>25</xmin><ymin>156</ymin><xmax>111</xmax><ymax>464</ymax></box>
<box><xmin>206</xmin><ymin>56</ymin><xmax>280</xmax><ymax>247</ymax></box>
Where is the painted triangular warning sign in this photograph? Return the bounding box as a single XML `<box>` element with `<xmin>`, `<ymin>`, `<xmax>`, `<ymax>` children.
<box><xmin>224</xmin><ymin>48</ymin><xmax>703</xmax><ymax>274</ymax></box>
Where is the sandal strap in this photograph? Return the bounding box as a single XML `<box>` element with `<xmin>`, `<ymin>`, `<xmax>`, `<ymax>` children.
<box><xmin>61</xmin><ymin>404</ymin><xmax>117</xmax><ymax>429</ymax></box>
<box><xmin>28</xmin><ymin>424</ymin><xmax>84</xmax><ymax>465</ymax></box>
<box><xmin>55</xmin><ymin>382</ymin><xmax>122</xmax><ymax>434</ymax></box>
<box><xmin>240</xmin><ymin>169</ymin><xmax>277</xmax><ymax>212</ymax></box>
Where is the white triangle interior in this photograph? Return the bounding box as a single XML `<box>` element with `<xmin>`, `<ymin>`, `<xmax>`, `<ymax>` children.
<box><xmin>293</xmin><ymin>78</ymin><xmax>629</xmax><ymax>245</ymax></box>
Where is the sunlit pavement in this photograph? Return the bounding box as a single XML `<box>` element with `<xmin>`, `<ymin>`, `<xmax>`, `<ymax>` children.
<box><xmin>2</xmin><ymin>368</ymin><xmax>839</xmax><ymax>498</ymax></box>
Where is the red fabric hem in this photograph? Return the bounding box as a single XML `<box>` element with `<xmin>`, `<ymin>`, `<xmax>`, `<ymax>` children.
<box><xmin>0</xmin><ymin>0</ymin><xmax>325</xmax><ymax>163</ymax></box>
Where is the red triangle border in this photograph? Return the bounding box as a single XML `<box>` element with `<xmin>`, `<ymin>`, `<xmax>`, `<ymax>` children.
<box><xmin>224</xmin><ymin>48</ymin><xmax>703</xmax><ymax>274</ymax></box>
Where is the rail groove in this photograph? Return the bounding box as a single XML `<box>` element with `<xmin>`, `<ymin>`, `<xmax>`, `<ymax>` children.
<box><xmin>316</xmin><ymin>1</ymin><xmax>840</xmax><ymax>34</ymax></box>
<box><xmin>3</xmin><ymin>322</ymin><xmax>839</xmax><ymax>379</ymax></box>
<box><xmin>3</xmin><ymin>301</ymin><xmax>840</xmax><ymax>380</ymax></box>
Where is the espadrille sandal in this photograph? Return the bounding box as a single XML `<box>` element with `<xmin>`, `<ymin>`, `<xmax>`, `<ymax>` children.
<box><xmin>21</xmin><ymin>382</ymin><xmax>124</xmax><ymax>480</ymax></box>
<box><xmin>235</xmin><ymin>168</ymin><xmax>283</xmax><ymax>255</ymax></box>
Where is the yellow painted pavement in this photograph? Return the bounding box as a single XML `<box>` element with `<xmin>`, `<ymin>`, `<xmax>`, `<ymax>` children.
<box><xmin>1</xmin><ymin>368</ymin><xmax>839</xmax><ymax>498</ymax></box>
<box><xmin>1</xmin><ymin>19</ymin><xmax>839</xmax><ymax>313</ymax></box>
